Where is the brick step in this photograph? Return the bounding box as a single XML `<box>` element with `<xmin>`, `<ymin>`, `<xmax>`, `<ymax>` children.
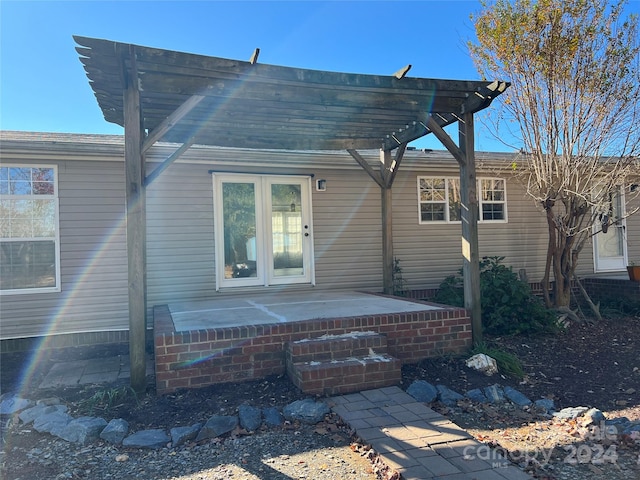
<box><xmin>286</xmin><ymin>331</ymin><xmax>389</xmax><ymax>365</ymax></box>
<box><xmin>287</xmin><ymin>353</ymin><xmax>402</xmax><ymax>395</ymax></box>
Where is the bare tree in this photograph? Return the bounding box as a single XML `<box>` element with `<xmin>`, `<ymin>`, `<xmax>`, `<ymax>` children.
<box><xmin>470</xmin><ymin>0</ymin><xmax>640</xmax><ymax>310</ymax></box>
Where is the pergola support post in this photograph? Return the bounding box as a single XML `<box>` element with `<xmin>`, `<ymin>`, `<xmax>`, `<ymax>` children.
<box><xmin>459</xmin><ymin>112</ymin><xmax>482</xmax><ymax>344</ymax></box>
<box><xmin>381</xmin><ymin>149</ymin><xmax>394</xmax><ymax>294</ymax></box>
<box><xmin>123</xmin><ymin>47</ymin><xmax>147</xmax><ymax>394</ymax></box>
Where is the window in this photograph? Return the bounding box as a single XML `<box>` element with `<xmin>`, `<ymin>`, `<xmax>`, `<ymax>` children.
<box><xmin>213</xmin><ymin>174</ymin><xmax>313</xmax><ymax>289</ymax></box>
<box><xmin>0</xmin><ymin>165</ymin><xmax>60</xmax><ymax>294</ymax></box>
<box><xmin>480</xmin><ymin>178</ymin><xmax>507</xmax><ymax>221</ymax></box>
<box><xmin>418</xmin><ymin>176</ymin><xmax>506</xmax><ymax>223</ymax></box>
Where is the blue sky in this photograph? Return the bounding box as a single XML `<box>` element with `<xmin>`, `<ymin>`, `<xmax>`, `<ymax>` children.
<box><xmin>2</xmin><ymin>1</ymin><xmax>636</xmax><ymax>152</ymax></box>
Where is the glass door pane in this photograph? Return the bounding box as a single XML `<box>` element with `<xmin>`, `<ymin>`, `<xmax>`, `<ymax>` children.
<box><xmin>594</xmin><ymin>188</ymin><xmax>627</xmax><ymax>271</ymax></box>
<box><xmin>222</xmin><ymin>181</ymin><xmax>259</xmax><ymax>280</ymax></box>
<box><xmin>271</xmin><ymin>183</ymin><xmax>304</xmax><ymax>277</ymax></box>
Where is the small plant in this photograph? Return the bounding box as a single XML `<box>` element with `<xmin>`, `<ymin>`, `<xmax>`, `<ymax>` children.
<box><xmin>392</xmin><ymin>257</ymin><xmax>408</xmax><ymax>297</ymax></box>
<box><xmin>79</xmin><ymin>385</ymin><xmax>140</xmax><ymax>414</ymax></box>
<box><xmin>471</xmin><ymin>342</ymin><xmax>524</xmax><ymax>379</ymax></box>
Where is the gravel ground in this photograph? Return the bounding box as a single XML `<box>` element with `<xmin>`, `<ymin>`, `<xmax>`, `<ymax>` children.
<box><xmin>1</xmin><ymin>414</ymin><xmax>385</xmax><ymax>480</ymax></box>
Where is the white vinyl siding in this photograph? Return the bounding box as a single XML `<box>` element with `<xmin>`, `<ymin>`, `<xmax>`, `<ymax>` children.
<box><xmin>5</xmin><ymin>133</ymin><xmax>634</xmax><ymax>340</ymax></box>
<box><xmin>145</xmin><ymin>163</ymin><xmax>384</xmax><ymax>306</ymax></box>
<box><xmin>0</xmin><ymin>159</ymin><xmax>129</xmax><ymax>339</ymax></box>
<box><xmin>395</xmin><ymin>170</ymin><xmax>553</xmax><ymax>290</ymax></box>
<box><xmin>145</xmin><ymin>163</ymin><xmax>217</xmax><ymax>310</ymax></box>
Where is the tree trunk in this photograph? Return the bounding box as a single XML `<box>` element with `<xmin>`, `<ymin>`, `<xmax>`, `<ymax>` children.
<box><xmin>542</xmin><ymin>201</ymin><xmax>555</xmax><ymax>307</ymax></box>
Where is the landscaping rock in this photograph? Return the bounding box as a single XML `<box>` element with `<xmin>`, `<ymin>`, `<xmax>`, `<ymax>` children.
<box><xmin>503</xmin><ymin>386</ymin><xmax>532</xmax><ymax>407</ymax></box>
<box><xmin>482</xmin><ymin>384</ymin><xmax>506</xmax><ymax>403</ymax></box>
<box><xmin>170</xmin><ymin>423</ymin><xmax>202</xmax><ymax>447</ymax></box>
<box><xmin>604</xmin><ymin>417</ymin><xmax>633</xmax><ymax>434</ymax></box>
<box><xmin>238</xmin><ymin>404</ymin><xmax>262</xmax><ymax>431</ymax></box>
<box><xmin>534</xmin><ymin>398</ymin><xmax>555</xmax><ymax>413</ymax></box>
<box><xmin>623</xmin><ymin>423</ymin><xmax>640</xmax><ymax>435</ymax></box>
<box><xmin>35</xmin><ymin>397</ymin><xmax>62</xmax><ymax>406</ymax></box>
<box><xmin>100</xmin><ymin>418</ymin><xmax>129</xmax><ymax>445</ymax></box>
<box><xmin>436</xmin><ymin>385</ymin><xmax>464</xmax><ymax>406</ymax></box>
<box><xmin>465</xmin><ymin>388</ymin><xmax>487</xmax><ymax>403</ymax></box>
<box><xmin>582</xmin><ymin>407</ymin><xmax>605</xmax><ymax>425</ymax></box>
<box><xmin>465</xmin><ymin>354</ymin><xmax>498</xmax><ymax>376</ymax></box>
<box><xmin>553</xmin><ymin>406</ymin><xmax>589</xmax><ymax>420</ymax></box>
<box><xmin>195</xmin><ymin>415</ymin><xmax>239</xmax><ymax>442</ymax></box>
<box><xmin>0</xmin><ymin>394</ymin><xmax>33</xmax><ymax>415</ymax></box>
<box><xmin>19</xmin><ymin>404</ymin><xmax>67</xmax><ymax>425</ymax></box>
<box><xmin>283</xmin><ymin>399</ymin><xmax>330</xmax><ymax>424</ymax></box>
<box><xmin>263</xmin><ymin>407</ymin><xmax>284</xmax><ymax>427</ymax></box>
<box><xmin>33</xmin><ymin>410</ymin><xmax>73</xmax><ymax>433</ymax></box>
<box><xmin>122</xmin><ymin>429</ymin><xmax>170</xmax><ymax>449</ymax></box>
<box><xmin>53</xmin><ymin>416</ymin><xmax>108</xmax><ymax>444</ymax></box>
<box><xmin>407</xmin><ymin>380</ymin><xmax>438</xmax><ymax>403</ymax></box>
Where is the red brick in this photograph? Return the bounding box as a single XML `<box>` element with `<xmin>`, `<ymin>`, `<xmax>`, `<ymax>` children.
<box><xmin>158</xmin><ymin>353</ymin><xmax>179</xmax><ymax>364</ymax></box>
<box><xmin>166</xmin><ymin>344</ymin><xmax>189</xmax><ymax>355</ymax></box>
<box><xmin>167</xmin><ymin>378</ymin><xmax>190</xmax><ymax>389</ymax></box>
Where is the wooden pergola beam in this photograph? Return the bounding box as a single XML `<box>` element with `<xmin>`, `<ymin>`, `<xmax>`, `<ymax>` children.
<box><xmin>381</xmin><ymin>122</ymin><xmax>427</xmax><ymax>152</ymax></box>
<box><xmin>142</xmin><ymin>93</ymin><xmax>207</xmax><ymax>153</ymax></box>
<box><xmin>425</xmin><ymin>116</ymin><xmax>465</xmax><ymax>165</ymax></box>
<box><xmin>349</xmin><ymin>144</ymin><xmax>406</xmax><ymax>295</ymax></box>
<box><xmin>348</xmin><ymin>149</ymin><xmax>385</xmax><ymax>188</ymax></box>
<box><xmin>144</xmin><ymin>135</ymin><xmax>197</xmax><ymax>187</ymax></box>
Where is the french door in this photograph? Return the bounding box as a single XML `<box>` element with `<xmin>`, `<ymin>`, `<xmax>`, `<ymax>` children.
<box><xmin>593</xmin><ymin>188</ymin><xmax>628</xmax><ymax>272</ymax></box>
<box><xmin>213</xmin><ymin>174</ymin><xmax>314</xmax><ymax>289</ymax></box>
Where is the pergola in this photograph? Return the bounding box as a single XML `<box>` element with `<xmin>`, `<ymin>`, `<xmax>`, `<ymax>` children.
<box><xmin>74</xmin><ymin>36</ymin><xmax>508</xmax><ymax>392</ymax></box>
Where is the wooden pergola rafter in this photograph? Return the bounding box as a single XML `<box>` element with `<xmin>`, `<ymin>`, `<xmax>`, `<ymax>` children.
<box><xmin>74</xmin><ymin>36</ymin><xmax>508</xmax><ymax>392</ymax></box>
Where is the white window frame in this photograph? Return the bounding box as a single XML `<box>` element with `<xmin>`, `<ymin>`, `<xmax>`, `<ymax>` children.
<box><xmin>213</xmin><ymin>173</ymin><xmax>315</xmax><ymax>290</ymax></box>
<box><xmin>418</xmin><ymin>176</ymin><xmax>508</xmax><ymax>224</ymax></box>
<box><xmin>0</xmin><ymin>164</ymin><xmax>61</xmax><ymax>295</ymax></box>
<box><xmin>479</xmin><ymin>177</ymin><xmax>508</xmax><ymax>223</ymax></box>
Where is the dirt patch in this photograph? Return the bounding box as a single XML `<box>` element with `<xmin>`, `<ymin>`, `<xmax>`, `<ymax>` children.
<box><xmin>401</xmin><ymin>316</ymin><xmax>640</xmax><ymax>479</ymax></box>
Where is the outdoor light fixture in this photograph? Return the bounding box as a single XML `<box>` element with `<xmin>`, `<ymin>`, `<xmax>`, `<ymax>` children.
<box><xmin>316</xmin><ymin>179</ymin><xmax>327</xmax><ymax>191</ymax></box>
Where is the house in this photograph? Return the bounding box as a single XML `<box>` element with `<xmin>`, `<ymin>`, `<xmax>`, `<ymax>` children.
<box><xmin>2</xmin><ymin>133</ymin><xmax>638</xmax><ymax>379</ymax></box>
<box><xmin>1</xmin><ymin>37</ymin><xmax>638</xmax><ymax>394</ymax></box>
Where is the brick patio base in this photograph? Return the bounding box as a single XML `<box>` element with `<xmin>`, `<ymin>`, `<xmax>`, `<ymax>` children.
<box><xmin>153</xmin><ymin>303</ymin><xmax>472</xmax><ymax>395</ymax></box>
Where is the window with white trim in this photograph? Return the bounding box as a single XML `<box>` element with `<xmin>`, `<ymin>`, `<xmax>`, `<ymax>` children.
<box><xmin>418</xmin><ymin>176</ymin><xmax>507</xmax><ymax>223</ymax></box>
<box><xmin>0</xmin><ymin>165</ymin><xmax>60</xmax><ymax>294</ymax></box>
<box><xmin>480</xmin><ymin>178</ymin><xmax>507</xmax><ymax>221</ymax></box>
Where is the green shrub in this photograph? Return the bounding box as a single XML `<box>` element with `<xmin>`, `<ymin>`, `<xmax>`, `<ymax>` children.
<box><xmin>434</xmin><ymin>256</ymin><xmax>557</xmax><ymax>335</ymax></box>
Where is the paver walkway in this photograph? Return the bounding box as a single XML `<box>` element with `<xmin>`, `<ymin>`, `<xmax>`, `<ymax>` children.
<box><xmin>39</xmin><ymin>358</ymin><xmax>533</xmax><ymax>479</ymax></box>
<box><xmin>329</xmin><ymin>386</ymin><xmax>533</xmax><ymax>480</ymax></box>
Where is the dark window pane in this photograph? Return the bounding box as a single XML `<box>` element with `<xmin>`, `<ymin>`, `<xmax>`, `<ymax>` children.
<box><xmin>0</xmin><ymin>241</ymin><xmax>56</xmax><ymax>290</ymax></box>
<box><xmin>482</xmin><ymin>204</ymin><xmax>504</xmax><ymax>220</ymax></box>
<box><xmin>421</xmin><ymin>204</ymin><xmax>445</xmax><ymax>221</ymax></box>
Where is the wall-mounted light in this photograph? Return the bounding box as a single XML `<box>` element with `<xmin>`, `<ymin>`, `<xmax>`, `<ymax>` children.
<box><xmin>316</xmin><ymin>179</ymin><xmax>327</xmax><ymax>192</ymax></box>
